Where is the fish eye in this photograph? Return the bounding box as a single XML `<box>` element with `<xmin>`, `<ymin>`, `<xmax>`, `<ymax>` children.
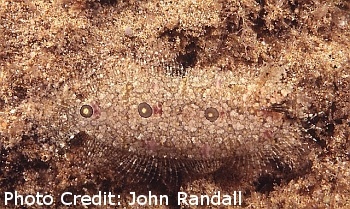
<box><xmin>80</xmin><ymin>105</ymin><xmax>93</xmax><ymax>118</ymax></box>
<box><xmin>204</xmin><ymin>107</ymin><xmax>219</xmax><ymax>122</ymax></box>
<box><xmin>138</xmin><ymin>102</ymin><xmax>153</xmax><ymax>118</ymax></box>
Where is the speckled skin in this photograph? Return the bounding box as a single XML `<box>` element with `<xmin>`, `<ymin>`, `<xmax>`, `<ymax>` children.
<box><xmin>9</xmin><ymin>56</ymin><xmax>302</xmax><ymax>184</ymax></box>
<box><xmin>0</xmin><ymin>55</ymin><xmax>306</xmax><ymax>183</ymax></box>
<box><xmin>68</xmin><ymin>63</ymin><xmax>296</xmax><ymax>154</ymax></box>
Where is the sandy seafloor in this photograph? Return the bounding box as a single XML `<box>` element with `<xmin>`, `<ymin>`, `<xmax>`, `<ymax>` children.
<box><xmin>0</xmin><ymin>0</ymin><xmax>350</xmax><ymax>208</ymax></box>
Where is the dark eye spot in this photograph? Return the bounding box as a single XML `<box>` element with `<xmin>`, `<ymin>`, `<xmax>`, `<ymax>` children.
<box><xmin>205</xmin><ymin>107</ymin><xmax>219</xmax><ymax>122</ymax></box>
<box><xmin>80</xmin><ymin>105</ymin><xmax>93</xmax><ymax>118</ymax></box>
<box><xmin>138</xmin><ymin>102</ymin><xmax>153</xmax><ymax>118</ymax></box>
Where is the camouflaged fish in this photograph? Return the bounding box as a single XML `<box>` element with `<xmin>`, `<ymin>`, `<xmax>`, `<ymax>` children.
<box><xmin>0</xmin><ymin>55</ymin><xmax>308</xmax><ymax>185</ymax></box>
